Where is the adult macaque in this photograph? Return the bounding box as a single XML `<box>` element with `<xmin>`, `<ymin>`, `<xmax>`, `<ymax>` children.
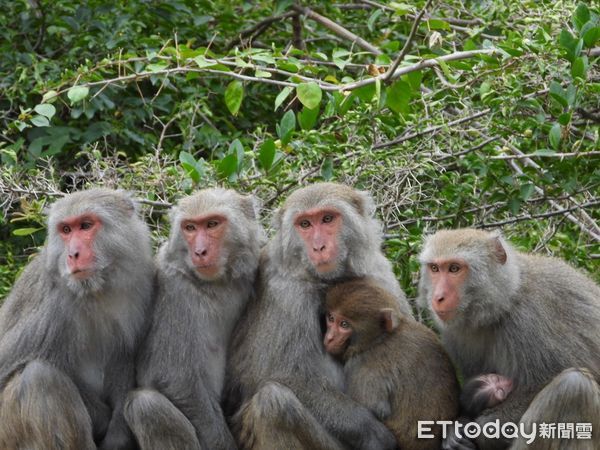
<box><xmin>460</xmin><ymin>374</ymin><xmax>514</xmax><ymax>418</ymax></box>
<box><xmin>324</xmin><ymin>278</ymin><xmax>459</xmax><ymax>450</ymax></box>
<box><xmin>512</xmin><ymin>368</ymin><xmax>600</xmax><ymax>450</ymax></box>
<box><xmin>226</xmin><ymin>183</ymin><xmax>411</xmax><ymax>450</ymax></box>
<box><xmin>417</xmin><ymin>228</ymin><xmax>600</xmax><ymax>449</ymax></box>
<box><xmin>124</xmin><ymin>188</ymin><xmax>264</xmax><ymax>450</ymax></box>
<box><xmin>0</xmin><ymin>189</ymin><xmax>154</xmax><ymax>450</ymax></box>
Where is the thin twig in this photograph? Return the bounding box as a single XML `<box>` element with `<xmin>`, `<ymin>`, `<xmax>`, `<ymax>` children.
<box><xmin>292</xmin><ymin>5</ymin><xmax>382</xmax><ymax>55</ymax></box>
<box><xmin>383</xmin><ymin>0</ymin><xmax>434</xmax><ymax>82</ymax></box>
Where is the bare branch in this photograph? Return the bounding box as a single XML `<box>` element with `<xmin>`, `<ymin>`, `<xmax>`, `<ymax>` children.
<box><xmin>383</xmin><ymin>0</ymin><xmax>435</xmax><ymax>82</ymax></box>
<box><xmin>292</xmin><ymin>5</ymin><xmax>382</xmax><ymax>55</ymax></box>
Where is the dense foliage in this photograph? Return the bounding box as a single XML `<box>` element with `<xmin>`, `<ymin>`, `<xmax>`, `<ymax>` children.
<box><xmin>1</xmin><ymin>0</ymin><xmax>599</xmax><ymax>301</ymax></box>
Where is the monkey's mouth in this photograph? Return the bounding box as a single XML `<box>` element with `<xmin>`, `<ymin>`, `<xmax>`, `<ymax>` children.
<box><xmin>435</xmin><ymin>309</ymin><xmax>457</xmax><ymax>322</ymax></box>
<box><xmin>70</xmin><ymin>269</ymin><xmax>93</xmax><ymax>280</ymax></box>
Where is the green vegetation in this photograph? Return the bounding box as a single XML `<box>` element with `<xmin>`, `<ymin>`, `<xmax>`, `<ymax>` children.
<box><xmin>1</xmin><ymin>0</ymin><xmax>599</xmax><ymax>300</ymax></box>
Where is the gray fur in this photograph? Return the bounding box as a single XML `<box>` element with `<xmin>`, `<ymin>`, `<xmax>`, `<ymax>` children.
<box><xmin>226</xmin><ymin>183</ymin><xmax>406</xmax><ymax>450</ymax></box>
<box><xmin>418</xmin><ymin>228</ymin><xmax>600</xmax><ymax>450</ymax></box>
<box><xmin>125</xmin><ymin>188</ymin><xmax>264</xmax><ymax>450</ymax></box>
<box><xmin>0</xmin><ymin>188</ymin><xmax>155</xmax><ymax>450</ymax></box>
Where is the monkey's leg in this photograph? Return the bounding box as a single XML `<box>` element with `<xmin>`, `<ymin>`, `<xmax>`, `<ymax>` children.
<box><xmin>510</xmin><ymin>368</ymin><xmax>600</xmax><ymax>450</ymax></box>
<box><xmin>0</xmin><ymin>360</ymin><xmax>96</xmax><ymax>450</ymax></box>
<box><xmin>124</xmin><ymin>388</ymin><xmax>202</xmax><ymax>450</ymax></box>
<box><xmin>234</xmin><ymin>381</ymin><xmax>345</xmax><ymax>450</ymax></box>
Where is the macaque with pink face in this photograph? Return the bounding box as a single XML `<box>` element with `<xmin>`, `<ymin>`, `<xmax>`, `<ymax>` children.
<box><xmin>460</xmin><ymin>374</ymin><xmax>514</xmax><ymax>418</ymax></box>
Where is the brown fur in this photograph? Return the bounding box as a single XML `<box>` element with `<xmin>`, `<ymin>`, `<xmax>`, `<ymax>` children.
<box><xmin>326</xmin><ymin>278</ymin><xmax>460</xmax><ymax>450</ymax></box>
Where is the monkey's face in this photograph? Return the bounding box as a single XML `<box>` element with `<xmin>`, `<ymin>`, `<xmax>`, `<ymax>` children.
<box><xmin>423</xmin><ymin>258</ymin><xmax>469</xmax><ymax>323</ymax></box>
<box><xmin>293</xmin><ymin>208</ymin><xmax>346</xmax><ymax>277</ymax></box>
<box><xmin>323</xmin><ymin>310</ymin><xmax>353</xmax><ymax>356</ymax></box>
<box><xmin>180</xmin><ymin>213</ymin><xmax>229</xmax><ymax>280</ymax></box>
<box><xmin>479</xmin><ymin>374</ymin><xmax>513</xmax><ymax>406</ymax></box>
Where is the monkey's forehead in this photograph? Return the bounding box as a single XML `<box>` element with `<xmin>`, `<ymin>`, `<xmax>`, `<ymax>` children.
<box><xmin>419</xmin><ymin>229</ymin><xmax>498</xmax><ymax>261</ymax></box>
<box><xmin>283</xmin><ymin>183</ymin><xmax>364</xmax><ymax>213</ymax></box>
<box><xmin>48</xmin><ymin>189</ymin><xmax>133</xmax><ymax>220</ymax></box>
<box><xmin>176</xmin><ymin>188</ymin><xmax>243</xmax><ymax>215</ymax></box>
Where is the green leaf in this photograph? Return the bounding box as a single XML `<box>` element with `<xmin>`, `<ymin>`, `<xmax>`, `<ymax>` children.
<box><xmin>258</xmin><ymin>139</ymin><xmax>276</xmax><ymax>172</ymax></box>
<box><xmin>30</xmin><ymin>115</ymin><xmax>50</xmax><ymax>127</ymax></box>
<box><xmin>583</xmin><ymin>26</ymin><xmax>600</xmax><ymax>47</ymax></box>
<box><xmin>406</xmin><ymin>71</ymin><xmax>422</xmax><ymax>92</ymax></box>
<box><xmin>367</xmin><ymin>9</ymin><xmax>383</xmax><ymax>32</ymax></box>
<box><xmin>571</xmin><ymin>56</ymin><xmax>587</xmax><ymax>79</ymax></box>
<box><xmin>548</xmin><ymin>123</ymin><xmax>562</xmax><ymax>150</ymax></box>
<box><xmin>573</xmin><ymin>3</ymin><xmax>590</xmax><ymax>32</ymax></box>
<box><xmin>34</xmin><ymin>104</ymin><xmax>56</xmax><ymax>120</ymax></box>
<box><xmin>298</xmin><ymin>106</ymin><xmax>319</xmax><ymax>131</ymax></box>
<box><xmin>229</xmin><ymin>139</ymin><xmax>245</xmax><ymax>170</ymax></box>
<box><xmin>509</xmin><ymin>198</ymin><xmax>521</xmax><ymax>215</ymax></box>
<box><xmin>558</xmin><ymin>112</ymin><xmax>572</xmax><ymax>126</ymax></box>
<box><xmin>13</xmin><ymin>227</ymin><xmax>44</xmax><ymax>236</ymax></box>
<box><xmin>519</xmin><ymin>183</ymin><xmax>535</xmax><ymax>201</ymax></box>
<box><xmin>385</xmin><ymin>80</ymin><xmax>411</xmax><ymax>114</ymax></box>
<box><xmin>218</xmin><ymin>154</ymin><xmax>238</xmax><ymax>179</ymax></box>
<box><xmin>355</xmin><ymin>84</ymin><xmax>376</xmax><ymax>102</ymax></box>
<box><xmin>193</xmin><ymin>55</ymin><xmax>215</xmax><ymax>68</ymax></box>
<box><xmin>224</xmin><ymin>80</ymin><xmax>244</xmax><ymax>115</ymax></box>
<box><xmin>179</xmin><ymin>151</ymin><xmax>201</xmax><ymax>183</ymax></box>
<box><xmin>296</xmin><ymin>82</ymin><xmax>322</xmax><ymax>109</ymax></box>
<box><xmin>254</xmin><ymin>69</ymin><xmax>271</xmax><ymax>78</ymax></box>
<box><xmin>67</xmin><ymin>86</ymin><xmax>89</xmax><ymax>105</ymax></box>
<box><xmin>41</xmin><ymin>90</ymin><xmax>59</xmax><ymax>103</ymax></box>
<box><xmin>146</xmin><ymin>62</ymin><xmax>168</xmax><ymax>72</ymax></box>
<box><xmin>321</xmin><ymin>157</ymin><xmax>333</xmax><ymax>180</ymax></box>
<box><xmin>275</xmin><ymin>86</ymin><xmax>294</xmax><ymax>111</ymax></box>
<box><xmin>549</xmin><ymin>82</ymin><xmax>568</xmax><ymax>108</ymax></box>
<box><xmin>427</xmin><ymin>19</ymin><xmax>450</xmax><ymax>30</ymax></box>
<box><xmin>277</xmin><ymin>110</ymin><xmax>296</xmax><ymax>145</ymax></box>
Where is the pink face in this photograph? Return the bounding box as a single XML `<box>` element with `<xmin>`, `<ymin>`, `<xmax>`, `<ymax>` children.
<box><xmin>323</xmin><ymin>310</ymin><xmax>352</xmax><ymax>356</ymax></box>
<box><xmin>480</xmin><ymin>374</ymin><xmax>514</xmax><ymax>405</ymax></box>
<box><xmin>426</xmin><ymin>258</ymin><xmax>469</xmax><ymax>322</ymax></box>
<box><xmin>294</xmin><ymin>208</ymin><xmax>342</xmax><ymax>273</ymax></box>
<box><xmin>57</xmin><ymin>214</ymin><xmax>102</xmax><ymax>279</ymax></box>
<box><xmin>180</xmin><ymin>214</ymin><xmax>228</xmax><ymax>278</ymax></box>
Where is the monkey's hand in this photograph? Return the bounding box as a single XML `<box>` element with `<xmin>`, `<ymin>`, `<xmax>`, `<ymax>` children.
<box><xmin>356</xmin><ymin>413</ymin><xmax>396</xmax><ymax>450</ymax></box>
<box><xmin>441</xmin><ymin>421</ymin><xmax>477</xmax><ymax>450</ymax></box>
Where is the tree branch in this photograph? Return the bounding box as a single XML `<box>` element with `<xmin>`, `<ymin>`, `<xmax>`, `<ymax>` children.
<box><xmin>383</xmin><ymin>0</ymin><xmax>435</xmax><ymax>82</ymax></box>
<box><xmin>292</xmin><ymin>5</ymin><xmax>382</xmax><ymax>55</ymax></box>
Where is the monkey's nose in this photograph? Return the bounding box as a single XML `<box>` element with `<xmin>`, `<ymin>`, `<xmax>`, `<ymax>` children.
<box><xmin>68</xmin><ymin>251</ymin><xmax>79</xmax><ymax>260</ymax></box>
<box><xmin>313</xmin><ymin>245</ymin><xmax>326</xmax><ymax>252</ymax></box>
<box><xmin>195</xmin><ymin>249</ymin><xmax>208</xmax><ymax>257</ymax></box>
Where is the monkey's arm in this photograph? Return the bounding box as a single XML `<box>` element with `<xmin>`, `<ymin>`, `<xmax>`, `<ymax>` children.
<box><xmin>287</xmin><ymin>377</ymin><xmax>395</xmax><ymax>450</ymax></box>
<box><xmin>98</xmin><ymin>357</ymin><xmax>137</xmax><ymax>450</ymax></box>
<box><xmin>344</xmin><ymin>364</ymin><xmax>392</xmax><ymax>420</ymax></box>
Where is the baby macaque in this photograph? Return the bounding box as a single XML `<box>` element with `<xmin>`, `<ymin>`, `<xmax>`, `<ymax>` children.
<box><xmin>460</xmin><ymin>374</ymin><xmax>514</xmax><ymax>418</ymax></box>
<box><xmin>325</xmin><ymin>277</ymin><xmax>459</xmax><ymax>450</ymax></box>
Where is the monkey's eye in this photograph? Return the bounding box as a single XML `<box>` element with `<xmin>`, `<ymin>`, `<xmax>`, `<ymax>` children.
<box><xmin>322</xmin><ymin>214</ymin><xmax>334</xmax><ymax>224</ymax></box>
<box><xmin>184</xmin><ymin>223</ymin><xmax>196</xmax><ymax>232</ymax></box>
<box><xmin>429</xmin><ymin>264</ymin><xmax>439</xmax><ymax>273</ymax></box>
<box><xmin>80</xmin><ymin>221</ymin><xmax>93</xmax><ymax>230</ymax></box>
<box><xmin>207</xmin><ymin>220</ymin><xmax>219</xmax><ymax>228</ymax></box>
<box><xmin>327</xmin><ymin>313</ymin><xmax>334</xmax><ymax>322</ymax></box>
<box><xmin>340</xmin><ymin>320</ymin><xmax>350</xmax><ymax>329</ymax></box>
<box><xmin>449</xmin><ymin>263</ymin><xmax>461</xmax><ymax>273</ymax></box>
<box><xmin>61</xmin><ymin>225</ymin><xmax>71</xmax><ymax>234</ymax></box>
<box><xmin>299</xmin><ymin>219</ymin><xmax>311</xmax><ymax>229</ymax></box>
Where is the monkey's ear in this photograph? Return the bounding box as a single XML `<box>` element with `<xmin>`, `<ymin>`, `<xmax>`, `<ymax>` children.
<box><xmin>380</xmin><ymin>308</ymin><xmax>398</xmax><ymax>333</ymax></box>
<box><xmin>352</xmin><ymin>190</ymin><xmax>376</xmax><ymax>217</ymax></box>
<box><xmin>492</xmin><ymin>236</ymin><xmax>507</xmax><ymax>265</ymax></box>
<box><xmin>239</xmin><ymin>195</ymin><xmax>261</xmax><ymax>222</ymax></box>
